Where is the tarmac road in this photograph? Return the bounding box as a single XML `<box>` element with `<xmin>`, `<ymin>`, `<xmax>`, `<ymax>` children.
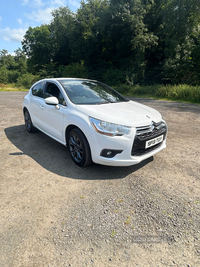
<box><xmin>0</xmin><ymin>91</ymin><xmax>200</xmax><ymax>266</ymax></box>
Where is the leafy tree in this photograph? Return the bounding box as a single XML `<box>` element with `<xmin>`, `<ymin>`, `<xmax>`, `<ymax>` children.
<box><xmin>106</xmin><ymin>0</ymin><xmax>158</xmax><ymax>84</ymax></box>
<box><xmin>50</xmin><ymin>7</ymin><xmax>76</xmax><ymax>65</ymax></box>
<box><xmin>16</xmin><ymin>73</ymin><xmax>39</xmax><ymax>88</ymax></box>
<box><xmin>0</xmin><ymin>66</ymin><xmax>9</xmax><ymax>83</ymax></box>
<box><xmin>75</xmin><ymin>0</ymin><xmax>109</xmax><ymax>65</ymax></box>
<box><xmin>14</xmin><ymin>48</ymin><xmax>27</xmax><ymax>74</ymax></box>
<box><xmin>19</xmin><ymin>0</ymin><xmax>200</xmax><ymax>85</ymax></box>
<box><xmin>62</xmin><ymin>61</ymin><xmax>88</xmax><ymax>78</ymax></box>
<box><xmin>22</xmin><ymin>25</ymin><xmax>53</xmax><ymax>73</ymax></box>
<box><xmin>0</xmin><ymin>49</ymin><xmax>16</xmax><ymax>70</ymax></box>
<box><xmin>161</xmin><ymin>0</ymin><xmax>200</xmax><ymax>83</ymax></box>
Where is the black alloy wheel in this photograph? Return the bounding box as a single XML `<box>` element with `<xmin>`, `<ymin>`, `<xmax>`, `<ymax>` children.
<box><xmin>24</xmin><ymin>110</ymin><xmax>37</xmax><ymax>133</ymax></box>
<box><xmin>68</xmin><ymin>128</ymin><xmax>92</xmax><ymax>167</ymax></box>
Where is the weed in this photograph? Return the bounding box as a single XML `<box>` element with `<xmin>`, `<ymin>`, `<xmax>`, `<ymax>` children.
<box><xmin>116</xmin><ymin>199</ymin><xmax>124</xmax><ymax>203</ymax></box>
<box><xmin>113</xmin><ymin>209</ymin><xmax>119</xmax><ymax>213</ymax></box>
<box><xmin>124</xmin><ymin>215</ymin><xmax>131</xmax><ymax>225</ymax></box>
<box><xmin>111</xmin><ymin>230</ymin><xmax>117</xmax><ymax>237</ymax></box>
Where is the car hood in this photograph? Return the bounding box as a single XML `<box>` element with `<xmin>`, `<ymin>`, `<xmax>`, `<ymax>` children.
<box><xmin>76</xmin><ymin>100</ymin><xmax>162</xmax><ymax>127</ymax></box>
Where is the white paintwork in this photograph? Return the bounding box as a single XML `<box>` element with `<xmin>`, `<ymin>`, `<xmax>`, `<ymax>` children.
<box><xmin>23</xmin><ymin>78</ymin><xmax>167</xmax><ymax>166</ymax></box>
<box><xmin>77</xmin><ymin>100</ymin><xmax>162</xmax><ymax>127</ymax></box>
<box><xmin>44</xmin><ymin>96</ymin><xmax>59</xmax><ymax>105</ymax></box>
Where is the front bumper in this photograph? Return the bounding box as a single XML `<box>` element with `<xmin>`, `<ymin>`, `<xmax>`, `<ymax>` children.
<box><xmin>88</xmin><ymin>120</ymin><xmax>167</xmax><ymax>166</ymax></box>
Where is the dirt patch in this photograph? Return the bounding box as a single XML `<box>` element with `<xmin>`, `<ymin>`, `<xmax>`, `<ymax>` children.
<box><xmin>0</xmin><ymin>92</ymin><xmax>200</xmax><ymax>266</ymax></box>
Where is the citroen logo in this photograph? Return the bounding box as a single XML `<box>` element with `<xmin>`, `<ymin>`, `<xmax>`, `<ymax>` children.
<box><xmin>150</xmin><ymin>121</ymin><xmax>154</xmax><ymax>132</ymax></box>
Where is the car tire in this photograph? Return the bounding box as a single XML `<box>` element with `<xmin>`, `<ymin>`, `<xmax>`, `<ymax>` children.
<box><xmin>68</xmin><ymin>128</ymin><xmax>92</xmax><ymax>167</ymax></box>
<box><xmin>24</xmin><ymin>110</ymin><xmax>38</xmax><ymax>133</ymax></box>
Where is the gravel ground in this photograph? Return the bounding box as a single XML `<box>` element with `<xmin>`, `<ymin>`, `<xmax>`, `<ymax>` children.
<box><xmin>0</xmin><ymin>91</ymin><xmax>200</xmax><ymax>267</ymax></box>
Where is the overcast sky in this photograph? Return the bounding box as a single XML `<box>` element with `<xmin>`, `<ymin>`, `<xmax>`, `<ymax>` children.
<box><xmin>0</xmin><ymin>0</ymin><xmax>81</xmax><ymax>54</ymax></box>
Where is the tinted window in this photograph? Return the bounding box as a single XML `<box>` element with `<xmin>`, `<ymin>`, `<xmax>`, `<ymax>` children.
<box><xmin>58</xmin><ymin>91</ymin><xmax>66</xmax><ymax>106</ymax></box>
<box><xmin>32</xmin><ymin>82</ymin><xmax>44</xmax><ymax>98</ymax></box>
<box><xmin>58</xmin><ymin>80</ymin><xmax>127</xmax><ymax>105</ymax></box>
<box><xmin>44</xmin><ymin>83</ymin><xmax>66</xmax><ymax>106</ymax></box>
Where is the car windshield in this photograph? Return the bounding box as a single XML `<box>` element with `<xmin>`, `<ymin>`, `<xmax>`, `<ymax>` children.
<box><xmin>58</xmin><ymin>80</ymin><xmax>128</xmax><ymax>105</ymax></box>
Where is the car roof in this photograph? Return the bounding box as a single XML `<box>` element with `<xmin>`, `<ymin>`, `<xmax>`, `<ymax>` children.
<box><xmin>43</xmin><ymin>78</ymin><xmax>97</xmax><ymax>82</ymax></box>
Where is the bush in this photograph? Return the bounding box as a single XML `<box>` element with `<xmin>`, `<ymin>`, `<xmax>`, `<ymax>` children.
<box><xmin>166</xmin><ymin>85</ymin><xmax>200</xmax><ymax>103</ymax></box>
<box><xmin>113</xmin><ymin>84</ymin><xmax>131</xmax><ymax>94</ymax></box>
<box><xmin>113</xmin><ymin>84</ymin><xmax>200</xmax><ymax>103</ymax></box>
<box><xmin>62</xmin><ymin>62</ymin><xmax>88</xmax><ymax>78</ymax></box>
<box><xmin>16</xmin><ymin>73</ymin><xmax>39</xmax><ymax>88</ymax></box>
<box><xmin>7</xmin><ymin>70</ymin><xmax>20</xmax><ymax>83</ymax></box>
<box><xmin>0</xmin><ymin>66</ymin><xmax>9</xmax><ymax>83</ymax></box>
<box><xmin>103</xmin><ymin>68</ymin><xmax>126</xmax><ymax>86</ymax></box>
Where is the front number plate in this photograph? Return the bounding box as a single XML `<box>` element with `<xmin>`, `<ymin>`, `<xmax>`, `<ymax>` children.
<box><xmin>145</xmin><ymin>135</ymin><xmax>164</xmax><ymax>149</ymax></box>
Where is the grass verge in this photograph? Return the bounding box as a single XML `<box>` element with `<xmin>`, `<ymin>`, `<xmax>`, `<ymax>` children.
<box><xmin>114</xmin><ymin>84</ymin><xmax>200</xmax><ymax>104</ymax></box>
<box><xmin>0</xmin><ymin>83</ymin><xmax>28</xmax><ymax>92</ymax></box>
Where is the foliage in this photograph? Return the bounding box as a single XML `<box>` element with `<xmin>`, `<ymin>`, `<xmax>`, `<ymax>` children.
<box><xmin>114</xmin><ymin>84</ymin><xmax>200</xmax><ymax>103</ymax></box>
<box><xmin>1</xmin><ymin>0</ymin><xmax>200</xmax><ymax>89</ymax></box>
<box><xmin>0</xmin><ymin>66</ymin><xmax>9</xmax><ymax>83</ymax></box>
<box><xmin>22</xmin><ymin>25</ymin><xmax>53</xmax><ymax>73</ymax></box>
<box><xmin>7</xmin><ymin>70</ymin><xmax>20</xmax><ymax>83</ymax></box>
<box><xmin>0</xmin><ymin>49</ymin><xmax>27</xmax><ymax>84</ymax></box>
<box><xmin>16</xmin><ymin>73</ymin><xmax>39</xmax><ymax>88</ymax></box>
<box><xmin>0</xmin><ymin>83</ymin><xmax>28</xmax><ymax>91</ymax></box>
<box><xmin>61</xmin><ymin>62</ymin><xmax>88</xmax><ymax>78</ymax></box>
<box><xmin>103</xmin><ymin>68</ymin><xmax>126</xmax><ymax>86</ymax></box>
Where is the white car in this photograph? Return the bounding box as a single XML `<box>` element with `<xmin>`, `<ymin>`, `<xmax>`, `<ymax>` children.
<box><xmin>23</xmin><ymin>78</ymin><xmax>167</xmax><ymax>167</ymax></box>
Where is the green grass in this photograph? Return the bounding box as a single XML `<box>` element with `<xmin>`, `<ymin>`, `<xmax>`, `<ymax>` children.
<box><xmin>0</xmin><ymin>83</ymin><xmax>29</xmax><ymax>92</ymax></box>
<box><xmin>114</xmin><ymin>84</ymin><xmax>200</xmax><ymax>104</ymax></box>
<box><xmin>111</xmin><ymin>230</ymin><xmax>117</xmax><ymax>237</ymax></box>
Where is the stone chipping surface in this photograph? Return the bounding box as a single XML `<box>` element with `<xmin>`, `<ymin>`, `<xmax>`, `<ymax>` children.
<box><xmin>0</xmin><ymin>92</ymin><xmax>200</xmax><ymax>266</ymax></box>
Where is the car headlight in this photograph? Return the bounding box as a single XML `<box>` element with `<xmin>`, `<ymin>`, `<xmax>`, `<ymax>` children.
<box><xmin>89</xmin><ymin>117</ymin><xmax>131</xmax><ymax>136</ymax></box>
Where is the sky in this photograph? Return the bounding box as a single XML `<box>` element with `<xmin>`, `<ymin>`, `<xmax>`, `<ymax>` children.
<box><xmin>0</xmin><ymin>0</ymin><xmax>81</xmax><ymax>54</ymax></box>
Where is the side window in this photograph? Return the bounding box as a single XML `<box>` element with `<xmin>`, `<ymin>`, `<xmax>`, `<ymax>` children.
<box><xmin>44</xmin><ymin>83</ymin><xmax>67</xmax><ymax>106</ymax></box>
<box><xmin>58</xmin><ymin>91</ymin><xmax>67</xmax><ymax>106</ymax></box>
<box><xmin>32</xmin><ymin>82</ymin><xmax>44</xmax><ymax>98</ymax></box>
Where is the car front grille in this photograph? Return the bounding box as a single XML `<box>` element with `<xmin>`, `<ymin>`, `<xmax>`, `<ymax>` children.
<box><xmin>136</xmin><ymin>121</ymin><xmax>167</xmax><ymax>141</ymax></box>
<box><xmin>131</xmin><ymin>121</ymin><xmax>167</xmax><ymax>156</ymax></box>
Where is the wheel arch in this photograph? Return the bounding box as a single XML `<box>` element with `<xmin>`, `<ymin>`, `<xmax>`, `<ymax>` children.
<box><xmin>65</xmin><ymin>124</ymin><xmax>90</xmax><ymax>148</ymax></box>
<box><xmin>65</xmin><ymin>124</ymin><xmax>93</xmax><ymax>166</ymax></box>
<box><xmin>23</xmin><ymin>106</ymin><xmax>28</xmax><ymax>114</ymax></box>
<box><xmin>65</xmin><ymin>124</ymin><xmax>77</xmax><ymax>146</ymax></box>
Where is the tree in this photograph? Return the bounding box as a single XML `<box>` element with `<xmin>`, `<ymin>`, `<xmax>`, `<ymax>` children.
<box><xmin>161</xmin><ymin>0</ymin><xmax>200</xmax><ymax>83</ymax></box>
<box><xmin>50</xmin><ymin>7</ymin><xmax>76</xmax><ymax>65</ymax></box>
<box><xmin>20</xmin><ymin>0</ymin><xmax>200</xmax><ymax>85</ymax></box>
<box><xmin>14</xmin><ymin>48</ymin><xmax>27</xmax><ymax>74</ymax></box>
<box><xmin>22</xmin><ymin>25</ymin><xmax>53</xmax><ymax>73</ymax></box>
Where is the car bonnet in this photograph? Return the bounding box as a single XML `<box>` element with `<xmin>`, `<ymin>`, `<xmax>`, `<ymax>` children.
<box><xmin>76</xmin><ymin>100</ymin><xmax>162</xmax><ymax>127</ymax></box>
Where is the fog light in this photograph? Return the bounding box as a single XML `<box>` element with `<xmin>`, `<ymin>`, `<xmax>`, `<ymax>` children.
<box><xmin>100</xmin><ymin>149</ymin><xmax>123</xmax><ymax>158</ymax></box>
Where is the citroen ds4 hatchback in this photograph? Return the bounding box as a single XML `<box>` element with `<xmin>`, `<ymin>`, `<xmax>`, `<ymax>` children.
<box><xmin>23</xmin><ymin>78</ymin><xmax>167</xmax><ymax>167</ymax></box>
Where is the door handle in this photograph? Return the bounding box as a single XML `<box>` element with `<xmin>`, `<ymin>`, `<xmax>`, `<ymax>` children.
<box><xmin>40</xmin><ymin>105</ymin><xmax>44</xmax><ymax>110</ymax></box>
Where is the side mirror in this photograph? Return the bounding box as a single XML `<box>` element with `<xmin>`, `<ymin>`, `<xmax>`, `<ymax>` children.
<box><xmin>44</xmin><ymin>97</ymin><xmax>59</xmax><ymax>105</ymax></box>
